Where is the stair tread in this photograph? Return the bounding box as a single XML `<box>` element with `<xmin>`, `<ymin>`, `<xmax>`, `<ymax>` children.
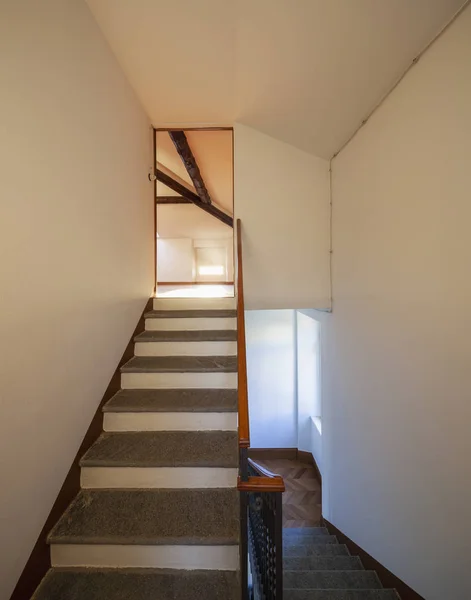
<box><xmin>121</xmin><ymin>356</ymin><xmax>237</xmax><ymax>373</ymax></box>
<box><xmin>32</xmin><ymin>568</ymin><xmax>240</xmax><ymax>600</ymax></box>
<box><xmin>283</xmin><ymin>556</ymin><xmax>364</xmax><ymax>571</ymax></box>
<box><xmin>284</xmin><ymin>544</ymin><xmax>350</xmax><ymax>558</ymax></box>
<box><xmin>284</xmin><ymin>591</ymin><xmax>400</xmax><ymax>600</ymax></box>
<box><xmin>284</xmin><ymin>570</ymin><xmax>382</xmax><ymax>590</ymax></box>
<box><xmin>135</xmin><ymin>330</ymin><xmax>237</xmax><ymax>342</ymax></box>
<box><xmin>80</xmin><ymin>431</ymin><xmax>238</xmax><ymax>468</ymax></box>
<box><xmin>284</xmin><ymin>535</ymin><xmax>338</xmax><ymax>546</ymax></box>
<box><xmin>103</xmin><ymin>389</ymin><xmax>238</xmax><ymax>413</ymax></box>
<box><xmin>48</xmin><ymin>489</ymin><xmax>239</xmax><ymax>545</ymax></box>
<box><xmin>145</xmin><ymin>310</ymin><xmax>236</xmax><ymax>319</ymax></box>
<box><xmin>284</xmin><ymin>527</ymin><xmax>330</xmax><ymax>536</ymax></box>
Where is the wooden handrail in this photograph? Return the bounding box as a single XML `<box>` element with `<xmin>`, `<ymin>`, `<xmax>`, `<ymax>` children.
<box><xmin>237</xmin><ymin>219</ymin><xmax>250</xmax><ymax>449</ymax></box>
<box><xmin>237</xmin><ymin>475</ymin><xmax>285</xmax><ymax>493</ymax></box>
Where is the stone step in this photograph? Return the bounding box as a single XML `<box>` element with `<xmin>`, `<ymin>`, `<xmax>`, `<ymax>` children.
<box><xmin>121</xmin><ymin>356</ymin><xmax>237</xmax><ymax>373</ymax></box>
<box><xmin>80</xmin><ymin>431</ymin><xmax>238</xmax><ymax>468</ymax></box>
<box><xmin>283</xmin><ymin>591</ymin><xmax>400</xmax><ymax>600</ymax></box>
<box><xmin>284</xmin><ymin>527</ymin><xmax>330</xmax><ymax>537</ymax></box>
<box><xmin>283</xmin><ymin>556</ymin><xmax>364</xmax><ymax>571</ymax></box>
<box><xmin>284</xmin><ymin>535</ymin><xmax>338</xmax><ymax>547</ymax></box>
<box><xmin>134</xmin><ymin>330</ymin><xmax>237</xmax><ymax>357</ymax></box>
<box><xmin>284</xmin><ymin>544</ymin><xmax>350</xmax><ymax>558</ymax></box>
<box><xmin>135</xmin><ymin>330</ymin><xmax>237</xmax><ymax>342</ymax></box>
<box><xmin>153</xmin><ymin>297</ymin><xmax>236</xmax><ymax>311</ymax></box>
<box><xmin>145</xmin><ymin>310</ymin><xmax>237</xmax><ymax>319</ymax></box>
<box><xmin>103</xmin><ymin>389</ymin><xmax>238</xmax><ymax>413</ymax></box>
<box><xmin>145</xmin><ymin>311</ymin><xmax>236</xmax><ymax>331</ymax></box>
<box><xmin>48</xmin><ymin>489</ymin><xmax>239</xmax><ymax>546</ymax></box>
<box><xmin>284</xmin><ymin>570</ymin><xmax>382</xmax><ymax>590</ymax></box>
<box><xmin>120</xmin><ymin>357</ymin><xmax>237</xmax><ymax>390</ymax></box>
<box><xmin>33</xmin><ymin>568</ymin><xmax>240</xmax><ymax>600</ymax></box>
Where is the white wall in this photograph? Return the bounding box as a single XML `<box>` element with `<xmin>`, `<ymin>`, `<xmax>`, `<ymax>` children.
<box><xmin>296</xmin><ymin>312</ymin><xmax>321</xmax><ymax>453</ymax></box>
<box><xmin>157</xmin><ymin>238</ymin><xmax>194</xmax><ymax>282</ymax></box>
<box><xmin>245</xmin><ymin>310</ymin><xmax>297</xmax><ymax>448</ymax></box>
<box><xmin>0</xmin><ymin>1</ymin><xmax>153</xmax><ymax>598</ymax></box>
<box><xmin>157</xmin><ymin>238</ymin><xmax>233</xmax><ymax>283</ymax></box>
<box><xmin>325</xmin><ymin>6</ymin><xmax>471</xmax><ymax>599</ymax></box>
<box><xmin>234</xmin><ymin>124</ymin><xmax>331</xmax><ymax>310</ymax></box>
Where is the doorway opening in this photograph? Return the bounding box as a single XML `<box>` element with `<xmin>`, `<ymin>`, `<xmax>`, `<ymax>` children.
<box><xmin>153</xmin><ymin>128</ymin><xmax>234</xmax><ymax>298</ymax></box>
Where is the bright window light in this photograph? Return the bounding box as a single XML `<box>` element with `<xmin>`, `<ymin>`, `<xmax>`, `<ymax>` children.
<box><xmin>198</xmin><ymin>265</ymin><xmax>224</xmax><ymax>276</ymax></box>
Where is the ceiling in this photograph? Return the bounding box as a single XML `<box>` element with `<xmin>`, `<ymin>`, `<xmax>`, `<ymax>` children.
<box><xmin>86</xmin><ymin>0</ymin><xmax>464</xmax><ymax>158</ymax></box>
<box><xmin>156</xmin><ymin>130</ymin><xmax>233</xmax><ymax>239</ymax></box>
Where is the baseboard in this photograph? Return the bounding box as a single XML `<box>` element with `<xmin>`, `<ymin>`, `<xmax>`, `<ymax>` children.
<box><xmin>157</xmin><ymin>281</ymin><xmax>234</xmax><ymax>286</ymax></box>
<box><xmin>323</xmin><ymin>519</ymin><xmax>425</xmax><ymax>600</ymax></box>
<box><xmin>9</xmin><ymin>297</ymin><xmax>153</xmax><ymax>600</ymax></box>
<box><xmin>297</xmin><ymin>450</ymin><xmax>322</xmax><ymax>484</ymax></box>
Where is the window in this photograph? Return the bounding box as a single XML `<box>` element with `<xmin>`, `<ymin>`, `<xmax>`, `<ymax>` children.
<box><xmin>198</xmin><ymin>265</ymin><xmax>225</xmax><ymax>276</ymax></box>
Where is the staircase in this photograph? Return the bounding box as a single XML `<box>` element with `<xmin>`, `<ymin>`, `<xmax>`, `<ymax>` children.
<box><xmin>283</xmin><ymin>527</ymin><xmax>400</xmax><ymax>599</ymax></box>
<box><xmin>32</xmin><ymin>296</ymin><xmax>241</xmax><ymax>600</ymax></box>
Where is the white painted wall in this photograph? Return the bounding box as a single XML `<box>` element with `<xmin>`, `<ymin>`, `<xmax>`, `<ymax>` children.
<box><xmin>0</xmin><ymin>1</ymin><xmax>153</xmax><ymax>598</ymax></box>
<box><xmin>296</xmin><ymin>312</ymin><xmax>321</xmax><ymax>453</ymax></box>
<box><xmin>246</xmin><ymin>309</ymin><xmax>323</xmax><ymax>457</ymax></box>
<box><xmin>157</xmin><ymin>238</ymin><xmax>233</xmax><ymax>283</ymax></box>
<box><xmin>325</xmin><ymin>6</ymin><xmax>471</xmax><ymax>599</ymax></box>
<box><xmin>157</xmin><ymin>238</ymin><xmax>194</xmax><ymax>282</ymax></box>
<box><xmin>194</xmin><ymin>239</ymin><xmax>234</xmax><ymax>282</ymax></box>
<box><xmin>245</xmin><ymin>311</ymin><xmax>297</xmax><ymax>448</ymax></box>
<box><xmin>234</xmin><ymin>124</ymin><xmax>331</xmax><ymax>310</ymax></box>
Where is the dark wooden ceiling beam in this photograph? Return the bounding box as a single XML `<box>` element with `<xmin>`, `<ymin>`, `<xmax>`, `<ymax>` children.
<box><xmin>169</xmin><ymin>131</ymin><xmax>212</xmax><ymax>205</ymax></box>
<box><xmin>155</xmin><ymin>168</ymin><xmax>233</xmax><ymax>228</ymax></box>
<box><xmin>156</xmin><ymin>196</ymin><xmax>192</xmax><ymax>205</ymax></box>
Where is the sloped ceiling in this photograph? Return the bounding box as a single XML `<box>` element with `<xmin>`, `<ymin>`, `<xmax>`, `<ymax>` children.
<box><xmin>156</xmin><ymin>130</ymin><xmax>233</xmax><ymax>239</ymax></box>
<box><xmin>86</xmin><ymin>0</ymin><xmax>464</xmax><ymax>158</ymax></box>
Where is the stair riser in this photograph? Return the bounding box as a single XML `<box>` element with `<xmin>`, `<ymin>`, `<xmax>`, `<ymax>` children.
<box><xmin>153</xmin><ymin>298</ymin><xmax>236</xmax><ymax>311</ymax></box>
<box><xmin>284</xmin><ymin>592</ymin><xmax>400</xmax><ymax>600</ymax></box>
<box><xmin>50</xmin><ymin>544</ymin><xmax>239</xmax><ymax>570</ymax></box>
<box><xmin>145</xmin><ymin>318</ymin><xmax>236</xmax><ymax>331</ymax></box>
<box><xmin>135</xmin><ymin>341</ymin><xmax>237</xmax><ymax>357</ymax></box>
<box><xmin>284</xmin><ymin>546</ymin><xmax>350</xmax><ymax>557</ymax></box>
<box><xmin>283</xmin><ymin>570</ymin><xmax>382</xmax><ymax>590</ymax></box>
<box><xmin>121</xmin><ymin>372</ymin><xmax>237</xmax><ymax>389</ymax></box>
<box><xmin>103</xmin><ymin>412</ymin><xmax>238</xmax><ymax>432</ymax></box>
<box><xmin>284</xmin><ymin>536</ymin><xmax>338</xmax><ymax>546</ymax></box>
<box><xmin>81</xmin><ymin>467</ymin><xmax>238</xmax><ymax>489</ymax></box>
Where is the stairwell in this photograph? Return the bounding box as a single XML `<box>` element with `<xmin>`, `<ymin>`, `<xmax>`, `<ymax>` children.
<box><xmin>31</xmin><ymin>296</ymin><xmax>241</xmax><ymax>600</ymax></box>
<box><xmin>283</xmin><ymin>528</ymin><xmax>400</xmax><ymax>599</ymax></box>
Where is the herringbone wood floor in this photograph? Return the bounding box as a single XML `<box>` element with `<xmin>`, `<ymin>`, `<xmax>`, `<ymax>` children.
<box><xmin>256</xmin><ymin>458</ymin><xmax>322</xmax><ymax>528</ymax></box>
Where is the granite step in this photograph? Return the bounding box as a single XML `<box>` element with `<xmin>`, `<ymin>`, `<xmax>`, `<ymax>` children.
<box><xmin>145</xmin><ymin>310</ymin><xmax>236</xmax><ymax>319</ymax></box>
<box><xmin>153</xmin><ymin>297</ymin><xmax>235</xmax><ymax>311</ymax></box>
<box><xmin>284</xmin><ymin>527</ymin><xmax>330</xmax><ymax>537</ymax></box>
<box><xmin>48</xmin><ymin>489</ymin><xmax>239</xmax><ymax>545</ymax></box>
<box><xmin>283</xmin><ymin>591</ymin><xmax>400</xmax><ymax>600</ymax></box>
<box><xmin>103</xmin><ymin>389</ymin><xmax>238</xmax><ymax>413</ymax></box>
<box><xmin>284</xmin><ymin>570</ymin><xmax>382</xmax><ymax>590</ymax></box>
<box><xmin>121</xmin><ymin>356</ymin><xmax>237</xmax><ymax>373</ymax></box>
<box><xmin>135</xmin><ymin>330</ymin><xmax>237</xmax><ymax>342</ymax></box>
<box><xmin>283</xmin><ymin>556</ymin><xmax>364</xmax><ymax>571</ymax></box>
<box><xmin>284</xmin><ymin>545</ymin><xmax>350</xmax><ymax>558</ymax></box>
<box><xmin>80</xmin><ymin>431</ymin><xmax>238</xmax><ymax>468</ymax></box>
<box><xmin>284</xmin><ymin>535</ymin><xmax>338</xmax><ymax>546</ymax></box>
<box><xmin>32</xmin><ymin>568</ymin><xmax>240</xmax><ymax>600</ymax></box>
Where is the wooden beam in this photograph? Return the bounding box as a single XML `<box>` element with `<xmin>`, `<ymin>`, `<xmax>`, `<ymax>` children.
<box><xmin>155</xmin><ymin>168</ymin><xmax>233</xmax><ymax>228</ymax></box>
<box><xmin>169</xmin><ymin>131</ymin><xmax>212</xmax><ymax>205</ymax></box>
<box><xmin>156</xmin><ymin>196</ymin><xmax>192</xmax><ymax>205</ymax></box>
